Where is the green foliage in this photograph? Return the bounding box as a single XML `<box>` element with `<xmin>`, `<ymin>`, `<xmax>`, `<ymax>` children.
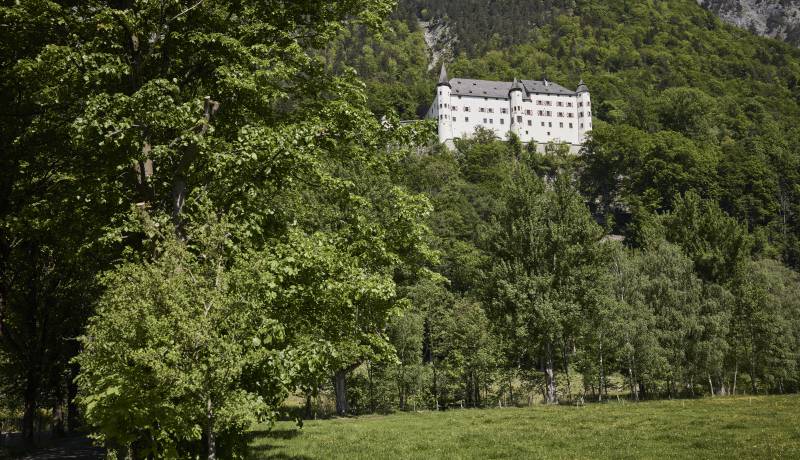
<box><xmin>76</xmin><ymin>214</ymin><xmax>290</xmax><ymax>458</ymax></box>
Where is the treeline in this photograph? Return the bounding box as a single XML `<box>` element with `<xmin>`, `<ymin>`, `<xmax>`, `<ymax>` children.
<box><xmin>325</xmin><ymin>133</ymin><xmax>799</xmax><ymax>414</ymax></box>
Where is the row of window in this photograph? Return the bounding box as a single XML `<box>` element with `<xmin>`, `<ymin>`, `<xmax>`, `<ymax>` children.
<box><xmin>456</xmin><ymin>117</ymin><xmax>588</xmax><ymax>130</ymax></box>
<box><xmin>446</xmin><ymin>106</ymin><xmax>592</xmax><ymax>119</ymax></box>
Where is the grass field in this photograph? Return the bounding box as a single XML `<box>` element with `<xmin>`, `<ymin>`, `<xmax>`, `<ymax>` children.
<box><xmin>248</xmin><ymin>395</ymin><xmax>800</xmax><ymax>459</ymax></box>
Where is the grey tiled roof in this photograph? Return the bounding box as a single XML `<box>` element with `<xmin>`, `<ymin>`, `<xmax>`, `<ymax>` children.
<box><xmin>521</xmin><ymin>79</ymin><xmax>576</xmax><ymax>96</ymax></box>
<box><xmin>450</xmin><ymin>79</ymin><xmax>513</xmax><ymax>98</ymax></box>
<box><xmin>449</xmin><ymin>78</ymin><xmax>578</xmax><ymax>98</ymax></box>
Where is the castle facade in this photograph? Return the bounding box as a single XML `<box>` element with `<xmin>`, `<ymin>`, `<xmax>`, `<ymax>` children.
<box><xmin>427</xmin><ymin>65</ymin><xmax>592</xmax><ymax>150</ymax></box>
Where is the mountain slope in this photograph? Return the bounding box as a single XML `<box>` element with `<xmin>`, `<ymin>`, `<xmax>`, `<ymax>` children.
<box><xmin>697</xmin><ymin>0</ymin><xmax>800</xmax><ymax>46</ymax></box>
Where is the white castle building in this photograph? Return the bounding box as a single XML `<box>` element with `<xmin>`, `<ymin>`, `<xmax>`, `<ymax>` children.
<box><xmin>427</xmin><ymin>64</ymin><xmax>592</xmax><ymax>151</ymax></box>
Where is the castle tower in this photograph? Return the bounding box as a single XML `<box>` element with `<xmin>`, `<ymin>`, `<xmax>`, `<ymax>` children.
<box><xmin>436</xmin><ymin>64</ymin><xmax>452</xmax><ymax>144</ymax></box>
<box><xmin>509</xmin><ymin>77</ymin><xmax>524</xmax><ymax>139</ymax></box>
<box><xmin>576</xmin><ymin>79</ymin><xmax>592</xmax><ymax>140</ymax></box>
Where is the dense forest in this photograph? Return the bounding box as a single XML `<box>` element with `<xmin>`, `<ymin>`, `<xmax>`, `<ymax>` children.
<box><xmin>1</xmin><ymin>0</ymin><xmax>800</xmax><ymax>459</ymax></box>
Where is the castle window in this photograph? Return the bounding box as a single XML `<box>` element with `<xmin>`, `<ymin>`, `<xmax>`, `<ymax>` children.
<box><xmin>569</xmin><ymin>123</ymin><xmax>573</xmax><ymax>128</ymax></box>
<box><xmin>559</xmin><ymin>122</ymin><xmax>564</xmax><ymax>128</ymax></box>
<box><xmin>464</xmin><ymin>107</ymin><xmax>470</xmax><ymax>112</ymax></box>
<box><xmin>483</xmin><ymin>118</ymin><xmax>487</xmax><ymax>123</ymax></box>
<box><xmin>541</xmin><ymin>122</ymin><xmax>545</xmax><ymax>127</ymax></box>
<box><xmin>537</xmin><ymin>100</ymin><xmax>543</xmax><ymax>105</ymax></box>
<box><xmin>567</xmin><ymin>102</ymin><xmax>573</xmax><ymax>107</ymax></box>
<box><xmin>547</xmin><ymin>132</ymin><xmax>551</xmax><ymax>136</ymax></box>
<box><xmin>587</xmin><ymin>111</ymin><xmax>591</xmax><ymax>117</ymax></box>
<box><xmin>489</xmin><ymin>118</ymin><xmax>494</xmax><ymax>124</ymax></box>
<box><xmin>465</xmin><ymin>117</ymin><xmax>469</xmax><ymax>122</ymax></box>
<box><xmin>557</xmin><ymin>101</ymin><xmax>563</xmax><ymax>107</ymax></box>
<box><xmin>548</xmin><ymin>122</ymin><xmax>552</xmax><ymax>127</ymax></box>
<box><xmin>479</xmin><ymin>107</ymin><xmax>485</xmax><ymax>112</ymax></box>
<box><xmin>546</xmin><ymin>111</ymin><xmax>552</xmax><ymax>116</ymax></box>
<box><xmin>439</xmin><ymin>104</ymin><xmax>442</xmax><ymax>108</ymax></box>
<box><xmin>568</xmin><ymin>113</ymin><xmax>574</xmax><ymax>118</ymax></box>
<box><xmin>500</xmin><ymin>118</ymin><xmax>504</xmax><ymax>125</ymax></box>
<box><xmin>538</xmin><ymin>110</ymin><xmax>543</xmax><ymax>116</ymax></box>
<box><xmin>525</xmin><ymin>131</ymin><xmax>529</xmax><ymax>135</ymax></box>
<box><xmin>516</xmin><ymin>115</ymin><xmax>522</xmax><ymax>123</ymax></box>
<box><xmin>578</xmin><ymin>102</ymin><xmax>584</xmax><ymax>107</ymax></box>
<box><xmin>527</xmin><ymin>120</ymin><xmax>532</xmax><ymax>126</ymax></box>
<box><xmin>579</xmin><ymin>112</ymin><xmax>583</xmax><ymax>118</ymax></box>
<box><xmin>488</xmin><ymin>108</ymin><xmax>494</xmax><ymax>113</ymax></box>
<box><xmin>525</xmin><ymin>110</ymin><xmax>532</xmax><ymax>115</ymax></box>
<box><xmin>501</xmin><ymin>108</ymin><xmax>508</xmax><ymax>114</ymax></box>
<box><xmin>580</xmin><ymin>123</ymin><xmax>584</xmax><ymax>128</ymax></box>
<box><xmin>558</xmin><ymin>112</ymin><xmax>563</xmax><ymax>117</ymax></box>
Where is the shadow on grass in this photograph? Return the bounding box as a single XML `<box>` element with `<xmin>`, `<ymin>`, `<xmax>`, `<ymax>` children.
<box><xmin>248</xmin><ymin>429</ymin><xmax>301</xmax><ymax>441</ymax></box>
<box><xmin>247</xmin><ymin>429</ymin><xmax>313</xmax><ymax>460</ymax></box>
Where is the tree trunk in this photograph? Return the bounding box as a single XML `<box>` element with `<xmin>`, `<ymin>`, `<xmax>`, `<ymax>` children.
<box><xmin>367</xmin><ymin>360</ymin><xmax>374</xmax><ymax>413</ymax></box>
<box><xmin>304</xmin><ymin>393</ymin><xmax>313</xmax><ymax>419</ymax></box>
<box><xmin>707</xmin><ymin>373</ymin><xmax>714</xmax><ymax>397</ymax></box>
<box><xmin>733</xmin><ymin>362</ymin><xmax>738</xmax><ymax>396</ymax></box>
<box><xmin>206</xmin><ymin>397</ymin><xmax>216</xmax><ymax>460</ymax></box>
<box><xmin>562</xmin><ymin>338</ymin><xmax>572</xmax><ymax>401</ymax></box>
<box><xmin>398</xmin><ymin>363</ymin><xmax>406</xmax><ymax>411</ymax></box>
<box><xmin>598</xmin><ymin>338</ymin><xmax>605</xmax><ymax>402</ymax></box>
<box><xmin>22</xmin><ymin>371</ymin><xmax>39</xmax><ymax>441</ymax></box>
<box><xmin>334</xmin><ymin>370</ymin><xmax>349</xmax><ymax>416</ymax></box>
<box><xmin>749</xmin><ymin>326</ymin><xmax>758</xmax><ymax>395</ymax></box>
<box><xmin>52</xmin><ymin>383</ymin><xmax>66</xmax><ymax>437</ymax></box>
<box><xmin>544</xmin><ymin>340</ymin><xmax>557</xmax><ymax>404</ymax></box>
<box><xmin>629</xmin><ymin>366</ymin><xmax>638</xmax><ymax>401</ymax></box>
<box><xmin>67</xmin><ymin>364</ymin><xmax>79</xmax><ymax>433</ymax></box>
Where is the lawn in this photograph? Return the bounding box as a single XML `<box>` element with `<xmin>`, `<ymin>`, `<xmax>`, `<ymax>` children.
<box><xmin>249</xmin><ymin>395</ymin><xmax>800</xmax><ymax>459</ymax></box>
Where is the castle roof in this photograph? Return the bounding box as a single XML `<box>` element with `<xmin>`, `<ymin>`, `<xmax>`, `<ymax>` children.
<box><xmin>576</xmin><ymin>79</ymin><xmax>589</xmax><ymax>93</ymax></box>
<box><xmin>437</xmin><ymin>64</ymin><xmax>451</xmax><ymax>87</ymax></box>
<box><xmin>510</xmin><ymin>77</ymin><xmax>524</xmax><ymax>94</ymax></box>
<box><xmin>448</xmin><ymin>78</ymin><xmax>578</xmax><ymax>98</ymax></box>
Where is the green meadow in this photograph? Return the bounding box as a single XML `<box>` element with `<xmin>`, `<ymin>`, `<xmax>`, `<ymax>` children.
<box><xmin>249</xmin><ymin>396</ymin><xmax>800</xmax><ymax>459</ymax></box>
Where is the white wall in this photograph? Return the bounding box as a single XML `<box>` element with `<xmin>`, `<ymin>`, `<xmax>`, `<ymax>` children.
<box><xmin>432</xmin><ymin>93</ymin><xmax>589</xmax><ymax>146</ymax></box>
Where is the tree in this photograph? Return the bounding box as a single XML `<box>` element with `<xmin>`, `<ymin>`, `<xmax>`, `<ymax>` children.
<box><xmin>0</xmin><ymin>0</ymin><xmax>434</xmax><ymax>455</ymax></box>
<box><xmin>76</xmin><ymin>213</ymin><xmax>291</xmax><ymax>459</ymax></box>
<box><xmin>485</xmin><ymin>163</ymin><xmax>607</xmax><ymax>404</ymax></box>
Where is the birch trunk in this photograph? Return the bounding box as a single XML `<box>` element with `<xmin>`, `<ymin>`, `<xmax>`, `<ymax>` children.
<box><xmin>544</xmin><ymin>340</ymin><xmax>557</xmax><ymax>404</ymax></box>
<box><xmin>206</xmin><ymin>397</ymin><xmax>216</xmax><ymax>460</ymax></box>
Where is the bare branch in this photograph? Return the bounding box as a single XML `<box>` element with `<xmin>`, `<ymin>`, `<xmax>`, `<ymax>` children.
<box><xmin>169</xmin><ymin>0</ymin><xmax>204</xmax><ymax>22</ymax></box>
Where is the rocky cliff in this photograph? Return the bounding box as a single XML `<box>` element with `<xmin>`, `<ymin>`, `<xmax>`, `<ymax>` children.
<box><xmin>697</xmin><ymin>0</ymin><xmax>800</xmax><ymax>46</ymax></box>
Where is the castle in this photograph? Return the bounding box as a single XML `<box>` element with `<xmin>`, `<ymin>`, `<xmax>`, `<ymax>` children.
<box><xmin>427</xmin><ymin>65</ymin><xmax>592</xmax><ymax>151</ymax></box>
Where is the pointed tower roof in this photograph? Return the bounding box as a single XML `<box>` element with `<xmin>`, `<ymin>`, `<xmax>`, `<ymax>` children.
<box><xmin>437</xmin><ymin>63</ymin><xmax>451</xmax><ymax>88</ymax></box>
<box><xmin>576</xmin><ymin>79</ymin><xmax>589</xmax><ymax>93</ymax></box>
<box><xmin>509</xmin><ymin>77</ymin><xmax>524</xmax><ymax>94</ymax></box>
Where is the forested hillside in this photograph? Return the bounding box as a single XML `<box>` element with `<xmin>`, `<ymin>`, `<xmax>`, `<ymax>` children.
<box><xmin>343</xmin><ymin>0</ymin><xmax>800</xmax><ymax>268</ymax></box>
<box><xmin>1</xmin><ymin>0</ymin><xmax>799</xmax><ymax>457</ymax></box>
<box><xmin>318</xmin><ymin>0</ymin><xmax>800</xmax><ymax>412</ymax></box>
